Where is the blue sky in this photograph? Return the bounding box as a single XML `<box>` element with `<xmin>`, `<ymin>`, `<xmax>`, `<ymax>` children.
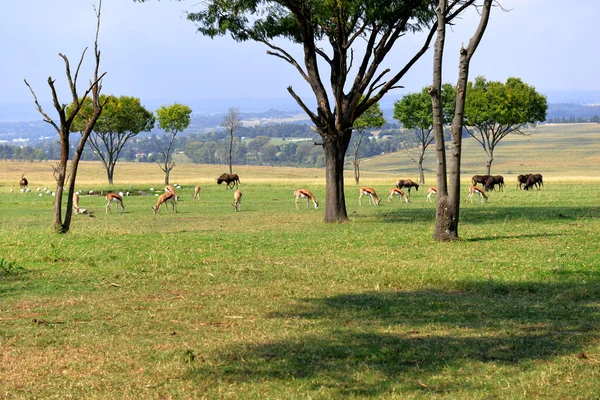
<box><xmin>1</xmin><ymin>0</ymin><xmax>599</xmax><ymax>116</ymax></box>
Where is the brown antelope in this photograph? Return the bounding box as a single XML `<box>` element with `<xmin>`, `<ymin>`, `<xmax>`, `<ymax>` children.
<box><xmin>426</xmin><ymin>187</ymin><xmax>437</xmax><ymax>202</ymax></box>
<box><xmin>152</xmin><ymin>191</ymin><xmax>178</xmax><ymax>214</ymax></box>
<box><xmin>193</xmin><ymin>185</ymin><xmax>201</xmax><ymax>200</ymax></box>
<box><xmin>19</xmin><ymin>174</ymin><xmax>28</xmax><ymax>189</ymax></box>
<box><xmin>467</xmin><ymin>185</ymin><xmax>488</xmax><ymax>203</ymax></box>
<box><xmin>105</xmin><ymin>193</ymin><xmax>125</xmax><ymax>214</ymax></box>
<box><xmin>232</xmin><ymin>190</ymin><xmax>242</xmax><ymax>211</ymax></box>
<box><xmin>396</xmin><ymin>179</ymin><xmax>419</xmax><ymax>196</ymax></box>
<box><xmin>164</xmin><ymin>185</ymin><xmax>176</xmax><ymax>194</ymax></box>
<box><xmin>294</xmin><ymin>189</ymin><xmax>319</xmax><ymax>210</ymax></box>
<box><xmin>359</xmin><ymin>187</ymin><xmax>381</xmax><ymax>206</ymax></box>
<box><xmin>388</xmin><ymin>187</ymin><xmax>409</xmax><ymax>203</ymax></box>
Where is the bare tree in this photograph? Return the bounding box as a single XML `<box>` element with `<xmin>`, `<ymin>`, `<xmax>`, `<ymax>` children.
<box><xmin>430</xmin><ymin>0</ymin><xmax>493</xmax><ymax>241</ymax></box>
<box><xmin>221</xmin><ymin>107</ymin><xmax>241</xmax><ymax>175</ymax></box>
<box><xmin>24</xmin><ymin>1</ymin><xmax>107</xmax><ymax>233</ymax></box>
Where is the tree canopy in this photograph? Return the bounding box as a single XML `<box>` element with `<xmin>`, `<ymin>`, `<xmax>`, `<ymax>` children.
<box><xmin>156</xmin><ymin>103</ymin><xmax>192</xmax><ymax>184</ymax></box>
<box><xmin>464</xmin><ymin>76</ymin><xmax>548</xmax><ymax>175</ymax></box>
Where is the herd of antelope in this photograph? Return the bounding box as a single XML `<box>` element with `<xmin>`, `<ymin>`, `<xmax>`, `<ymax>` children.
<box><xmin>15</xmin><ymin>171</ymin><xmax>545</xmax><ymax>214</ymax></box>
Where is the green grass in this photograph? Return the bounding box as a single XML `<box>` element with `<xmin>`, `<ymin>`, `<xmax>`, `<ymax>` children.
<box><xmin>1</xmin><ymin>178</ymin><xmax>600</xmax><ymax>399</ymax></box>
<box><xmin>1</xmin><ymin>123</ymin><xmax>600</xmax><ymax>398</ymax></box>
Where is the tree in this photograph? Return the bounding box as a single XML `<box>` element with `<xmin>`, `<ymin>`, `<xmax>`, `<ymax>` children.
<box><xmin>429</xmin><ymin>0</ymin><xmax>492</xmax><ymax>242</ymax></box>
<box><xmin>155</xmin><ymin>103</ymin><xmax>192</xmax><ymax>185</ymax></box>
<box><xmin>221</xmin><ymin>107</ymin><xmax>241</xmax><ymax>174</ymax></box>
<box><xmin>73</xmin><ymin>95</ymin><xmax>155</xmax><ymax>184</ymax></box>
<box><xmin>464</xmin><ymin>76</ymin><xmax>548</xmax><ymax>175</ymax></box>
<box><xmin>24</xmin><ymin>1</ymin><xmax>107</xmax><ymax>234</ymax></box>
<box><xmin>394</xmin><ymin>84</ymin><xmax>455</xmax><ymax>184</ymax></box>
<box><xmin>353</xmin><ymin>101</ymin><xmax>385</xmax><ymax>185</ymax></box>
<box><xmin>173</xmin><ymin>0</ymin><xmax>480</xmax><ymax>223</ymax></box>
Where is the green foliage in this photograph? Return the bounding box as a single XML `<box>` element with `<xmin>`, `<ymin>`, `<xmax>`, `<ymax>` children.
<box><xmin>0</xmin><ymin>258</ymin><xmax>24</xmax><ymax>277</ymax></box>
<box><xmin>73</xmin><ymin>95</ymin><xmax>155</xmax><ymax>135</ymax></box>
<box><xmin>156</xmin><ymin>103</ymin><xmax>192</xmax><ymax>135</ymax></box>
<box><xmin>354</xmin><ymin>101</ymin><xmax>385</xmax><ymax>131</ymax></box>
<box><xmin>465</xmin><ymin>76</ymin><xmax>548</xmax><ymax>129</ymax></box>
<box><xmin>393</xmin><ymin>83</ymin><xmax>456</xmax><ymax>130</ymax></box>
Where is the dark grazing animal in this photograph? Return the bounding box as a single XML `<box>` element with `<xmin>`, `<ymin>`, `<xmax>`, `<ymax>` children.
<box><xmin>471</xmin><ymin>175</ymin><xmax>491</xmax><ymax>187</ymax></box>
<box><xmin>516</xmin><ymin>174</ymin><xmax>531</xmax><ymax>190</ymax></box>
<box><xmin>19</xmin><ymin>174</ymin><xmax>28</xmax><ymax>189</ymax></box>
<box><xmin>523</xmin><ymin>174</ymin><xmax>543</xmax><ymax>190</ymax></box>
<box><xmin>216</xmin><ymin>173</ymin><xmax>240</xmax><ymax>189</ymax></box>
<box><xmin>484</xmin><ymin>175</ymin><xmax>504</xmax><ymax>191</ymax></box>
<box><xmin>396</xmin><ymin>179</ymin><xmax>419</xmax><ymax>195</ymax></box>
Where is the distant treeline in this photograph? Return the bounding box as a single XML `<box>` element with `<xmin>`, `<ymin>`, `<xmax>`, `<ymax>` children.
<box><xmin>544</xmin><ymin>115</ymin><xmax>600</xmax><ymax>124</ymax></box>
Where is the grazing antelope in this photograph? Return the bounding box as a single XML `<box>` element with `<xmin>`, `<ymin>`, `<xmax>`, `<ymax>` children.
<box><xmin>294</xmin><ymin>189</ymin><xmax>319</xmax><ymax>210</ymax></box>
<box><xmin>396</xmin><ymin>179</ymin><xmax>419</xmax><ymax>196</ymax></box>
<box><xmin>359</xmin><ymin>187</ymin><xmax>381</xmax><ymax>206</ymax></box>
<box><xmin>105</xmin><ymin>193</ymin><xmax>125</xmax><ymax>214</ymax></box>
<box><xmin>193</xmin><ymin>185</ymin><xmax>201</xmax><ymax>200</ymax></box>
<box><xmin>388</xmin><ymin>187</ymin><xmax>409</xmax><ymax>203</ymax></box>
<box><xmin>467</xmin><ymin>185</ymin><xmax>488</xmax><ymax>203</ymax></box>
<box><xmin>426</xmin><ymin>187</ymin><xmax>437</xmax><ymax>202</ymax></box>
<box><xmin>19</xmin><ymin>174</ymin><xmax>28</xmax><ymax>189</ymax></box>
<box><xmin>164</xmin><ymin>185</ymin><xmax>177</xmax><ymax>194</ymax></box>
<box><xmin>232</xmin><ymin>190</ymin><xmax>242</xmax><ymax>212</ymax></box>
<box><xmin>152</xmin><ymin>191</ymin><xmax>177</xmax><ymax>214</ymax></box>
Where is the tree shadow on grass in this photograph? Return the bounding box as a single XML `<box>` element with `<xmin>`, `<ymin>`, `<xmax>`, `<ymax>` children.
<box><xmin>187</xmin><ymin>279</ymin><xmax>600</xmax><ymax>397</ymax></box>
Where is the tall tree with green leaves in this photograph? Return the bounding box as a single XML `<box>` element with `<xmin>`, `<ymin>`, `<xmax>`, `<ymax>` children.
<box><xmin>429</xmin><ymin>0</ymin><xmax>493</xmax><ymax>242</ymax></box>
<box><xmin>141</xmin><ymin>0</ymin><xmax>481</xmax><ymax>223</ymax></box>
<box><xmin>23</xmin><ymin>1</ymin><xmax>107</xmax><ymax>233</ymax></box>
<box><xmin>464</xmin><ymin>76</ymin><xmax>548</xmax><ymax>175</ymax></box>
<box><xmin>155</xmin><ymin>103</ymin><xmax>192</xmax><ymax>185</ymax></box>
<box><xmin>221</xmin><ymin>107</ymin><xmax>241</xmax><ymax>174</ymax></box>
<box><xmin>73</xmin><ymin>95</ymin><xmax>155</xmax><ymax>184</ymax></box>
<box><xmin>394</xmin><ymin>84</ymin><xmax>455</xmax><ymax>184</ymax></box>
<box><xmin>353</xmin><ymin>101</ymin><xmax>385</xmax><ymax>185</ymax></box>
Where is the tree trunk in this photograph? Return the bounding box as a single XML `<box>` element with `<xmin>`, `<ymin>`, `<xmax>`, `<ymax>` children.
<box><xmin>354</xmin><ymin>160</ymin><xmax>360</xmax><ymax>185</ymax></box>
<box><xmin>107</xmin><ymin>163</ymin><xmax>114</xmax><ymax>185</ymax></box>
<box><xmin>228</xmin><ymin>132</ymin><xmax>233</xmax><ymax>174</ymax></box>
<box><xmin>418</xmin><ymin>155</ymin><xmax>425</xmax><ymax>185</ymax></box>
<box><xmin>323</xmin><ymin>134</ymin><xmax>351</xmax><ymax>223</ymax></box>
<box><xmin>164</xmin><ymin>168</ymin><xmax>170</xmax><ymax>185</ymax></box>
<box><xmin>486</xmin><ymin>153</ymin><xmax>494</xmax><ymax>176</ymax></box>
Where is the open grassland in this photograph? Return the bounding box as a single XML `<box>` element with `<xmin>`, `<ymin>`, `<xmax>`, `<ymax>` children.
<box><xmin>1</xmin><ymin>124</ymin><xmax>600</xmax><ymax>399</ymax></box>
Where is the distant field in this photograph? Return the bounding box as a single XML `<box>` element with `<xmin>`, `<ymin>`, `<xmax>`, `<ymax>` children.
<box><xmin>1</xmin><ymin>123</ymin><xmax>600</xmax><ymax>399</ymax></box>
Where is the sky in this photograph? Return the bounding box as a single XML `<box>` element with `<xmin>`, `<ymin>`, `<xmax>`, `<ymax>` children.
<box><xmin>1</xmin><ymin>0</ymin><xmax>599</xmax><ymax>119</ymax></box>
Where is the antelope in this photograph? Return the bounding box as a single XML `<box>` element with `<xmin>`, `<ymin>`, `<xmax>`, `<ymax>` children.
<box><xmin>105</xmin><ymin>193</ymin><xmax>125</xmax><ymax>214</ymax></box>
<box><xmin>359</xmin><ymin>187</ymin><xmax>381</xmax><ymax>206</ymax></box>
<box><xmin>294</xmin><ymin>189</ymin><xmax>319</xmax><ymax>209</ymax></box>
<box><xmin>193</xmin><ymin>185</ymin><xmax>201</xmax><ymax>200</ymax></box>
<box><xmin>152</xmin><ymin>191</ymin><xmax>177</xmax><ymax>214</ymax></box>
<box><xmin>426</xmin><ymin>187</ymin><xmax>437</xmax><ymax>202</ymax></box>
<box><xmin>388</xmin><ymin>187</ymin><xmax>409</xmax><ymax>203</ymax></box>
<box><xmin>396</xmin><ymin>179</ymin><xmax>419</xmax><ymax>196</ymax></box>
<box><xmin>232</xmin><ymin>190</ymin><xmax>242</xmax><ymax>211</ymax></box>
<box><xmin>467</xmin><ymin>185</ymin><xmax>488</xmax><ymax>203</ymax></box>
<box><xmin>164</xmin><ymin>185</ymin><xmax>177</xmax><ymax>194</ymax></box>
<box><xmin>19</xmin><ymin>174</ymin><xmax>28</xmax><ymax>189</ymax></box>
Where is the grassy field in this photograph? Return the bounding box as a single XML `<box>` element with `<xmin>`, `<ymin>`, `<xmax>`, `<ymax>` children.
<box><xmin>1</xmin><ymin>125</ymin><xmax>600</xmax><ymax>399</ymax></box>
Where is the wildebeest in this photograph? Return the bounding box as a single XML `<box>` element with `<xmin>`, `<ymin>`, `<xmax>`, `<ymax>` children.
<box><xmin>19</xmin><ymin>174</ymin><xmax>28</xmax><ymax>189</ymax></box>
<box><xmin>523</xmin><ymin>173</ymin><xmax>543</xmax><ymax>190</ymax></box>
<box><xmin>516</xmin><ymin>174</ymin><xmax>532</xmax><ymax>190</ymax></box>
<box><xmin>484</xmin><ymin>175</ymin><xmax>504</xmax><ymax>191</ymax></box>
<box><xmin>216</xmin><ymin>173</ymin><xmax>240</xmax><ymax>189</ymax></box>
<box><xmin>471</xmin><ymin>175</ymin><xmax>491</xmax><ymax>187</ymax></box>
<box><xmin>396</xmin><ymin>179</ymin><xmax>419</xmax><ymax>196</ymax></box>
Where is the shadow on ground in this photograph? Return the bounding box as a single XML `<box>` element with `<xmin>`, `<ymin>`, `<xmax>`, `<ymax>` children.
<box><xmin>187</xmin><ymin>278</ymin><xmax>600</xmax><ymax>396</ymax></box>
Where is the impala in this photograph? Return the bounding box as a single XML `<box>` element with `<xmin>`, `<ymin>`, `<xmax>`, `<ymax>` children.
<box><xmin>294</xmin><ymin>189</ymin><xmax>319</xmax><ymax>209</ymax></box>
<box><xmin>105</xmin><ymin>193</ymin><xmax>125</xmax><ymax>214</ymax></box>
<box><xmin>388</xmin><ymin>187</ymin><xmax>409</xmax><ymax>203</ymax></box>
<box><xmin>426</xmin><ymin>187</ymin><xmax>437</xmax><ymax>202</ymax></box>
<box><xmin>467</xmin><ymin>185</ymin><xmax>488</xmax><ymax>203</ymax></box>
<box><xmin>193</xmin><ymin>185</ymin><xmax>201</xmax><ymax>200</ymax></box>
<box><xmin>152</xmin><ymin>191</ymin><xmax>178</xmax><ymax>214</ymax></box>
<box><xmin>359</xmin><ymin>187</ymin><xmax>381</xmax><ymax>206</ymax></box>
<box><xmin>232</xmin><ymin>190</ymin><xmax>242</xmax><ymax>211</ymax></box>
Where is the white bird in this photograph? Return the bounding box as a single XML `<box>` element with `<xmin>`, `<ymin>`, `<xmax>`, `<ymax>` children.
<box><xmin>149</xmin><ymin>188</ymin><xmax>155</xmax><ymax>192</ymax></box>
<box><xmin>39</xmin><ymin>193</ymin><xmax>43</xmax><ymax>197</ymax></box>
<box><xmin>125</xmin><ymin>191</ymin><xmax>130</xmax><ymax>196</ymax></box>
<box><xmin>36</xmin><ymin>187</ymin><xmax>41</xmax><ymax>191</ymax></box>
<box><xmin>51</xmin><ymin>192</ymin><xmax>56</xmax><ymax>197</ymax></box>
<box><xmin>89</xmin><ymin>190</ymin><xmax>94</xmax><ymax>195</ymax></box>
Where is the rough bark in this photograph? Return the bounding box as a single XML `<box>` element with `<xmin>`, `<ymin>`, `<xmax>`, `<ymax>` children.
<box><xmin>323</xmin><ymin>134</ymin><xmax>351</xmax><ymax>223</ymax></box>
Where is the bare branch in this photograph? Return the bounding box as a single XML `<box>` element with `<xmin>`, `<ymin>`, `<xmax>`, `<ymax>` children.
<box><xmin>23</xmin><ymin>79</ymin><xmax>60</xmax><ymax>133</ymax></box>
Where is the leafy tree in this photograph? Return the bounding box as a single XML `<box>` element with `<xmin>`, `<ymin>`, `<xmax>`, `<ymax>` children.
<box><xmin>221</xmin><ymin>108</ymin><xmax>242</xmax><ymax>174</ymax></box>
<box><xmin>590</xmin><ymin>115</ymin><xmax>600</xmax><ymax>123</ymax></box>
<box><xmin>429</xmin><ymin>0</ymin><xmax>493</xmax><ymax>242</ymax></box>
<box><xmin>353</xmin><ymin>101</ymin><xmax>385</xmax><ymax>185</ymax></box>
<box><xmin>155</xmin><ymin>103</ymin><xmax>192</xmax><ymax>185</ymax></box>
<box><xmin>161</xmin><ymin>0</ymin><xmax>481</xmax><ymax>223</ymax></box>
<box><xmin>24</xmin><ymin>1</ymin><xmax>107</xmax><ymax>233</ymax></box>
<box><xmin>394</xmin><ymin>84</ymin><xmax>455</xmax><ymax>184</ymax></box>
<box><xmin>73</xmin><ymin>95</ymin><xmax>155</xmax><ymax>184</ymax></box>
<box><xmin>464</xmin><ymin>76</ymin><xmax>548</xmax><ymax>175</ymax></box>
